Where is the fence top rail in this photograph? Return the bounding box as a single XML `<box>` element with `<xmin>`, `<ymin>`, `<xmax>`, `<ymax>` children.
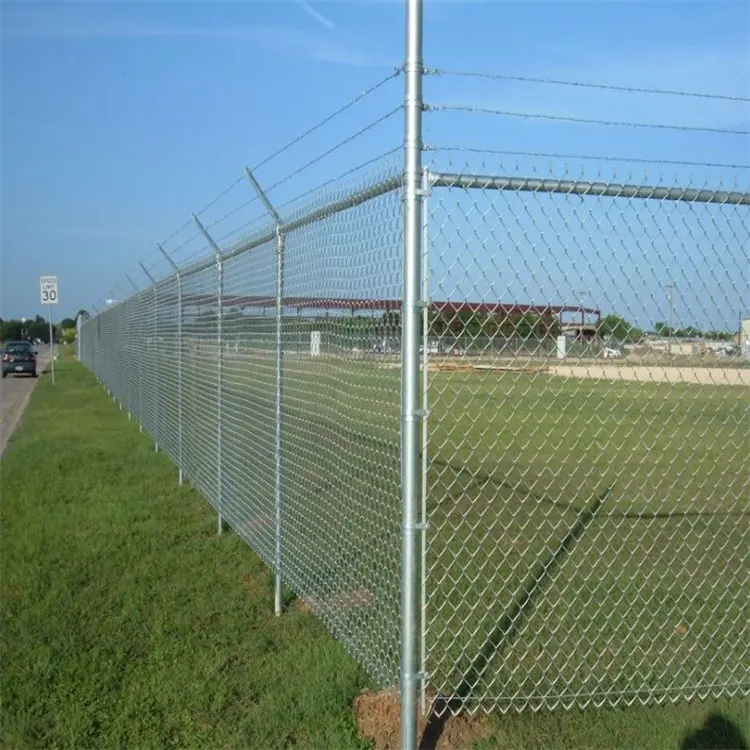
<box><xmin>175</xmin><ymin>174</ymin><xmax>403</xmax><ymax>282</ymax></box>
<box><xmin>428</xmin><ymin>171</ymin><xmax>750</xmax><ymax>206</ymax></box>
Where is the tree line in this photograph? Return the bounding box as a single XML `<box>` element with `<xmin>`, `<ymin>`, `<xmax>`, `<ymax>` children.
<box><xmin>0</xmin><ymin>312</ymin><xmax>87</xmax><ymax>345</ymax></box>
<box><xmin>90</xmin><ymin>306</ymin><xmax>738</xmax><ymax>345</ymax></box>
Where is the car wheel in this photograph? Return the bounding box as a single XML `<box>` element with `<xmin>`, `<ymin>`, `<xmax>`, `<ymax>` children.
<box><xmin>32</xmin><ymin>371</ymin><xmax>38</xmax><ymax>378</ymax></box>
<box><xmin>1</xmin><ymin>372</ymin><xmax>6</xmax><ymax>379</ymax></box>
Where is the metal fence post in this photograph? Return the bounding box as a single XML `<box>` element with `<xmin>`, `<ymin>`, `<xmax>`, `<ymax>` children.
<box><xmin>125</xmin><ymin>275</ymin><xmax>143</xmax><ymax>429</ymax></box>
<box><xmin>273</xmin><ymin>226</ymin><xmax>285</xmax><ymax>615</ymax></box>
<box><xmin>420</xmin><ymin>166</ymin><xmax>430</xmax><ymax>718</ymax></box>
<box><xmin>157</xmin><ymin>243</ymin><xmax>184</xmax><ymax>484</ymax></box>
<box><xmin>76</xmin><ymin>314</ymin><xmax>82</xmax><ymax>361</ymax></box>
<box><xmin>401</xmin><ymin>0</ymin><xmax>424</xmax><ymax>747</ymax></box>
<box><xmin>245</xmin><ymin>166</ymin><xmax>286</xmax><ymax>616</ymax></box>
<box><xmin>193</xmin><ymin>214</ymin><xmax>224</xmax><ymax>534</ymax></box>
<box><xmin>139</xmin><ymin>262</ymin><xmax>159</xmax><ymax>452</ymax></box>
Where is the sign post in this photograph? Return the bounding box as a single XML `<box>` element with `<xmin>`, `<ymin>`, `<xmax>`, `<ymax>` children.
<box><xmin>39</xmin><ymin>275</ymin><xmax>58</xmax><ymax>385</ymax></box>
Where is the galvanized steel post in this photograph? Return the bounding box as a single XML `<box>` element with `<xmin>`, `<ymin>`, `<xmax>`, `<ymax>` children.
<box><xmin>401</xmin><ymin>0</ymin><xmax>424</xmax><ymax>748</ymax></box>
<box><xmin>157</xmin><ymin>243</ymin><xmax>184</xmax><ymax>484</ymax></box>
<box><xmin>274</xmin><ymin>226</ymin><xmax>285</xmax><ymax>615</ymax></box>
<box><xmin>420</xmin><ymin>166</ymin><xmax>430</xmax><ymax>718</ymax></box>
<box><xmin>139</xmin><ymin>261</ymin><xmax>159</xmax><ymax>452</ymax></box>
<box><xmin>193</xmin><ymin>213</ymin><xmax>224</xmax><ymax>534</ymax></box>
<box><xmin>245</xmin><ymin>166</ymin><xmax>286</xmax><ymax>616</ymax></box>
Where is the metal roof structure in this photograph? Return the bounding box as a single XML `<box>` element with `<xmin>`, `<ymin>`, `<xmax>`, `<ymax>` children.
<box><xmin>175</xmin><ymin>293</ymin><xmax>601</xmax><ymax>321</ymax></box>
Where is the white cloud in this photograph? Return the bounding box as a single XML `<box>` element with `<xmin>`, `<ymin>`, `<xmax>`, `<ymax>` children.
<box><xmin>298</xmin><ymin>0</ymin><xmax>336</xmax><ymax>31</ymax></box>
<box><xmin>3</xmin><ymin>6</ymin><xmax>392</xmax><ymax>68</ymax></box>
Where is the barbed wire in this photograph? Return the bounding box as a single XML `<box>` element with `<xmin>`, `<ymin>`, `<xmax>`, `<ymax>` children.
<box><xmin>158</xmin><ymin>217</ymin><xmax>194</xmax><ymax>249</ymax></box>
<box><xmin>424</xmin><ymin>145</ymin><xmax>750</xmax><ymax>171</ymax></box>
<box><xmin>252</xmin><ymin>67</ymin><xmax>402</xmax><ymax>172</ymax></box>
<box><xmin>276</xmin><ymin>146</ymin><xmax>402</xmax><ymax>214</ymax></box>
<box><xmin>194</xmin><ymin>175</ymin><xmax>247</xmax><ymax>219</ymax></box>
<box><xmin>424</xmin><ymin>67</ymin><xmax>750</xmax><ymax>103</ymax></box>
<box><xmin>204</xmin><ymin>126</ymin><xmax>401</xmax><ymax>237</ymax></box>
<box><xmin>263</xmin><ymin>106</ymin><xmax>403</xmax><ymax>195</ymax></box>
<box><xmin>425</xmin><ymin>103</ymin><xmax>750</xmax><ymax>136</ymax></box>
<box><xmin>147</xmin><ymin>68</ymin><xmax>402</xmax><ymax>275</ymax></box>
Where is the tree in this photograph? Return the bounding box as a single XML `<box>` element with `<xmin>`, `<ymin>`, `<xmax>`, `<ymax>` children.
<box><xmin>60</xmin><ymin>317</ymin><xmax>77</xmax><ymax>330</ymax></box>
<box><xmin>653</xmin><ymin>321</ymin><xmax>674</xmax><ymax>337</ymax></box>
<box><xmin>0</xmin><ymin>317</ymin><xmax>57</xmax><ymax>344</ymax></box>
<box><xmin>599</xmin><ymin>314</ymin><xmax>643</xmax><ymax>343</ymax></box>
<box><xmin>675</xmin><ymin>326</ymin><xmax>701</xmax><ymax>339</ymax></box>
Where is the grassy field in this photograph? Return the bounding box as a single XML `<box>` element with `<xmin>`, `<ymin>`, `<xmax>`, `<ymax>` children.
<box><xmin>0</xmin><ymin>359</ymin><xmax>372</xmax><ymax>749</ymax></box>
<box><xmin>16</xmin><ymin>352</ymin><xmax>746</xmax><ymax>747</ymax></box>
<box><xmin>89</xmin><ymin>342</ymin><xmax>748</xmax><ymax>708</ymax></box>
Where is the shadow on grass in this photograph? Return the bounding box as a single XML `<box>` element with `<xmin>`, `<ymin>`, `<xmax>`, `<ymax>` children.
<box><xmin>429</xmin><ymin>454</ymin><xmax>748</xmax><ymax>520</ymax></box>
<box><xmin>681</xmin><ymin>714</ymin><xmax>749</xmax><ymax>750</ymax></box>
<box><xmin>418</xmin><ymin>487</ymin><xmax>610</xmax><ymax>750</ymax></box>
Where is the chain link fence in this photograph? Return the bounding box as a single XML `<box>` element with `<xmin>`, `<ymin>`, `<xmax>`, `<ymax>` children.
<box><xmin>81</xmin><ymin>163</ymin><xmax>406</xmax><ymax>692</ymax></box>
<box><xmin>422</xmin><ymin>161</ymin><xmax>749</xmax><ymax>715</ymax></box>
<box><xmin>77</xmin><ymin>39</ymin><xmax>749</xmax><ymax>745</ymax></box>
<box><xmin>79</xmin><ymin>157</ymin><xmax>750</xmax><ymax>720</ymax></box>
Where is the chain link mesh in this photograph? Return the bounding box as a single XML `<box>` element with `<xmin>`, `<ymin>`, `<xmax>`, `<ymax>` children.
<box><xmin>423</xmin><ymin>154</ymin><xmax>749</xmax><ymax>714</ymax></box>
<box><xmin>77</xmin><ymin>145</ymin><xmax>748</xmax><ymax>722</ymax></box>
<box><xmin>79</xmin><ymin>161</ymin><xmax>405</xmax><ymax>690</ymax></box>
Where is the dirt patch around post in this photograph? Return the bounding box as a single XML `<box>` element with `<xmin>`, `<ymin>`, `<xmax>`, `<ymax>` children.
<box><xmin>353</xmin><ymin>689</ymin><xmax>492</xmax><ymax>750</ymax></box>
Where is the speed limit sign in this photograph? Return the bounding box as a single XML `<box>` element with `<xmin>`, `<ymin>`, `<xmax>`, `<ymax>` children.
<box><xmin>40</xmin><ymin>275</ymin><xmax>59</xmax><ymax>305</ymax></box>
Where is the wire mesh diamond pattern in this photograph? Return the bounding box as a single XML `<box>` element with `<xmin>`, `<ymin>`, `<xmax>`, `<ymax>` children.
<box><xmin>422</xmin><ymin>156</ymin><xmax>749</xmax><ymax>715</ymax></box>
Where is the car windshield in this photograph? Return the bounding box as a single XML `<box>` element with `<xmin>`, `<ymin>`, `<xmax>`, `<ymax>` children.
<box><xmin>5</xmin><ymin>343</ymin><xmax>32</xmax><ymax>354</ymax></box>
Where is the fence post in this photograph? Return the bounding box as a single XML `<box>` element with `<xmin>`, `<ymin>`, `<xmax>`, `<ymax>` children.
<box><xmin>124</xmin><ymin>275</ymin><xmax>141</xmax><ymax>420</ymax></box>
<box><xmin>193</xmin><ymin>214</ymin><xmax>224</xmax><ymax>534</ymax></box>
<box><xmin>245</xmin><ymin>166</ymin><xmax>286</xmax><ymax>616</ymax></box>
<box><xmin>157</xmin><ymin>243</ymin><xmax>184</xmax><ymax>484</ymax></box>
<box><xmin>76</xmin><ymin>314</ymin><xmax>82</xmax><ymax>361</ymax></box>
<box><xmin>401</xmin><ymin>0</ymin><xmax>424</xmax><ymax>748</ymax></box>
<box><xmin>420</xmin><ymin>166</ymin><xmax>430</xmax><ymax>718</ymax></box>
<box><xmin>139</xmin><ymin>262</ymin><xmax>159</xmax><ymax>452</ymax></box>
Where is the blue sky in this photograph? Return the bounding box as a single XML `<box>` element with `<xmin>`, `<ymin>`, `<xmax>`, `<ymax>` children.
<box><xmin>2</xmin><ymin>0</ymin><xmax>748</xmax><ymax>330</ymax></box>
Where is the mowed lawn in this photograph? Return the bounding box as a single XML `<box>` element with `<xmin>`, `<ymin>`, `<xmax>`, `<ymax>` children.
<box><xmin>1</xmin><ymin>355</ymin><xmax>747</xmax><ymax>749</ymax></box>
<box><xmin>424</xmin><ymin>369</ymin><xmax>749</xmax><ymax>706</ymax></box>
<box><xmin>0</xmin><ymin>360</ymin><xmax>372</xmax><ymax>750</ymax></box>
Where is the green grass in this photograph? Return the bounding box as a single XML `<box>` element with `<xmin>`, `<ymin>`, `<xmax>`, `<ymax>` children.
<box><xmin>0</xmin><ymin>361</ymin><xmax>373</xmax><ymax>749</ymax></box>
<box><xmin>3</xmin><ymin>356</ymin><xmax>746</xmax><ymax>749</ymax></box>
<box><xmin>103</xmin><ymin>345</ymin><xmax>748</xmax><ymax>708</ymax></box>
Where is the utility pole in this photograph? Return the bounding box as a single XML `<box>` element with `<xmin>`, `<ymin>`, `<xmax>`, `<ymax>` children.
<box><xmin>667</xmin><ymin>281</ymin><xmax>676</xmax><ymax>357</ymax></box>
<box><xmin>576</xmin><ymin>290</ymin><xmax>587</xmax><ymax>340</ymax></box>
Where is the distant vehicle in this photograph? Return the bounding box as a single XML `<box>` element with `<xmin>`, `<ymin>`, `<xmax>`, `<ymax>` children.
<box><xmin>603</xmin><ymin>343</ymin><xmax>623</xmax><ymax>359</ymax></box>
<box><xmin>2</xmin><ymin>340</ymin><xmax>38</xmax><ymax>378</ymax></box>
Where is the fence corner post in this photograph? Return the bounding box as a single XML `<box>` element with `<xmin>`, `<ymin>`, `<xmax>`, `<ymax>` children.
<box><xmin>401</xmin><ymin>0</ymin><xmax>424</xmax><ymax>748</ymax></box>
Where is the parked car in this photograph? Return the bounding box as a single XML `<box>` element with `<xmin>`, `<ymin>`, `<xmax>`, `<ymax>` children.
<box><xmin>2</xmin><ymin>340</ymin><xmax>37</xmax><ymax>378</ymax></box>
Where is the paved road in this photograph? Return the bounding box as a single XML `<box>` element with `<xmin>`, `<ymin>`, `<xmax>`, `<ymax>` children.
<box><xmin>0</xmin><ymin>345</ymin><xmax>52</xmax><ymax>458</ymax></box>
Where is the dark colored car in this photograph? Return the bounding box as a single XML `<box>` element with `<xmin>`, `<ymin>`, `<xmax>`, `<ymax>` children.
<box><xmin>2</xmin><ymin>341</ymin><xmax>38</xmax><ymax>378</ymax></box>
